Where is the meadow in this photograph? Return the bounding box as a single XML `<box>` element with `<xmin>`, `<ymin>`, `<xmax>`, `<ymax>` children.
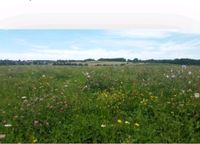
<box><xmin>0</xmin><ymin>64</ymin><xmax>200</xmax><ymax>143</ymax></box>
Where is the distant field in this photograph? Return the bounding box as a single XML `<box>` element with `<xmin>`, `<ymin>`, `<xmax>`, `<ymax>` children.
<box><xmin>62</xmin><ymin>61</ymin><xmax>145</xmax><ymax>66</ymax></box>
<box><xmin>0</xmin><ymin>64</ymin><xmax>200</xmax><ymax>143</ymax></box>
<box><xmin>55</xmin><ymin>61</ymin><xmax>137</xmax><ymax>66</ymax></box>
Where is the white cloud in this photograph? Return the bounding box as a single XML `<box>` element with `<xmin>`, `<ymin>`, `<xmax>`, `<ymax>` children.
<box><xmin>159</xmin><ymin>39</ymin><xmax>200</xmax><ymax>52</ymax></box>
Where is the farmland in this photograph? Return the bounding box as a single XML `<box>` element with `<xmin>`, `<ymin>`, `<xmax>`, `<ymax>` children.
<box><xmin>0</xmin><ymin>64</ymin><xmax>200</xmax><ymax>143</ymax></box>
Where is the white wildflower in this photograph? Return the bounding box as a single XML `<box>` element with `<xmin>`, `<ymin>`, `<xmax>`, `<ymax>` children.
<box><xmin>188</xmin><ymin>71</ymin><xmax>192</xmax><ymax>75</ymax></box>
<box><xmin>181</xmin><ymin>90</ymin><xmax>185</xmax><ymax>93</ymax></box>
<box><xmin>21</xmin><ymin>96</ymin><xmax>27</xmax><ymax>99</ymax></box>
<box><xmin>86</xmin><ymin>72</ymin><xmax>90</xmax><ymax>78</ymax></box>
<box><xmin>171</xmin><ymin>74</ymin><xmax>176</xmax><ymax>78</ymax></box>
<box><xmin>0</xmin><ymin>134</ymin><xmax>6</xmax><ymax>140</ymax></box>
<box><xmin>4</xmin><ymin>124</ymin><xmax>12</xmax><ymax>127</ymax></box>
<box><xmin>194</xmin><ymin>93</ymin><xmax>200</xmax><ymax>98</ymax></box>
<box><xmin>34</xmin><ymin>120</ymin><xmax>39</xmax><ymax>126</ymax></box>
<box><xmin>125</xmin><ymin>121</ymin><xmax>130</xmax><ymax>124</ymax></box>
<box><xmin>101</xmin><ymin>124</ymin><xmax>106</xmax><ymax>128</ymax></box>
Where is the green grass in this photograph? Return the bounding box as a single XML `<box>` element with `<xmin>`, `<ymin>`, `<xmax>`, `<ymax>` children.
<box><xmin>0</xmin><ymin>64</ymin><xmax>200</xmax><ymax>143</ymax></box>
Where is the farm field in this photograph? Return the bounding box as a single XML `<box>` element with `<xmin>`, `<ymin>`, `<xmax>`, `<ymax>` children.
<box><xmin>0</xmin><ymin>64</ymin><xmax>200</xmax><ymax>143</ymax></box>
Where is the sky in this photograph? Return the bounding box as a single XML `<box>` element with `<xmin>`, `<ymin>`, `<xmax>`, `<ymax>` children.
<box><xmin>0</xmin><ymin>0</ymin><xmax>200</xmax><ymax>60</ymax></box>
<box><xmin>0</xmin><ymin>29</ymin><xmax>200</xmax><ymax>60</ymax></box>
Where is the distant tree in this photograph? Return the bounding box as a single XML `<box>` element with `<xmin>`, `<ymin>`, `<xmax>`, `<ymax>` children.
<box><xmin>133</xmin><ymin>58</ymin><xmax>139</xmax><ymax>62</ymax></box>
<box><xmin>83</xmin><ymin>58</ymin><xmax>95</xmax><ymax>62</ymax></box>
<box><xmin>98</xmin><ymin>58</ymin><xmax>126</xmax><ymax>62</ymax></box>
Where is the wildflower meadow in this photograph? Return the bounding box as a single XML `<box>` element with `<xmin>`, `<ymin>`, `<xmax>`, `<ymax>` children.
<box><xmin>0</xmin><ymin>64</ymin><xmax>200</xmax><ymax>143</ymax></box>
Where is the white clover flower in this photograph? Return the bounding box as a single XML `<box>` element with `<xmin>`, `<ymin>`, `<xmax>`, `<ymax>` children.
<box><xmin>101</xmin><ymin>124</ymin><xmax>106</xmax><ymax>128</ymax></box>
<box><xmin>4</xmin><ymin>124</ymin><xmax>12</xmax><ymax>127</ymax></box>
<box><xmin>188</xmin><ymin>71</ymin><xmax>192</xmax><ymax>75</ymax></box>
<box><xmin>171</xmin><ymin>74</ymin><xmax>176</xmax><ymax>78</ymax></box>
<box><xmin>42</xmin><ymin>74</ymin><xmax>46</xmax><ymax>78</ymax></box>
<box><xmin>21</xmin><ymin>96</ymin><xmax>27</xmax><ymax>99</ymax></box>
<box><xmin>194</xmin><ymin>93</ymin><xmax>200</xmax><ymax>98</ymax></box>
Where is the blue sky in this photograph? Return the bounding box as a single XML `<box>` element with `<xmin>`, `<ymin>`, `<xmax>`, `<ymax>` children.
<box><xmin>0</xmin><ymin>29</ymin><xmax>200</xmax><ymax>60</ymax></box>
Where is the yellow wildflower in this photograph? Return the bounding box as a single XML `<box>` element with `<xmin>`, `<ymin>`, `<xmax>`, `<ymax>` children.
<box><xmin>117</xmin><ymin>119</ymin><xmax>122</xmax><ymax>124</ymax></box>
<box><xmin>101</xmin><ymin>124</ymin><xmax>106</xmax><ymax>128</ymax></box>
<box><xmin>31</xmin><ymin>136</ymin><xmax>37</xmax><ymax>143</ymax></box>
<box><xmin>134</xmin><ymin>122</ymin><xmax>140</xmax><ymax>127</ymax></box>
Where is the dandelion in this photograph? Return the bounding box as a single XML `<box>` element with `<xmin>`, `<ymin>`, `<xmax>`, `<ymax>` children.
<box><xmin>0</xmin><ymin>134</ymin><xmax>6</xmax><ymax>140</ymax></box>
<box><xmin>194</xmin><ymin>93</ymin><xmax>200</xmax><ymax>98</ymax></box>
<box><xmin>4</xmin><ymin>124</ymin><xmax>12</xmax><ymax>127</ymax></box>
<box><xmin>134</xmin><ymin>123</ymin><xmax>140</xmax><ymax>127</ymax></box>
<box><xmin>101</xmin><ymin>124</ymin><xmax>106</xmax><ymax>128</ymax></box>
<box><xmin>125</xmin><ymin>121</ymin><xmax>130</xmax><ymax>125</ymax></box>
<box><xmin>117</xmin><ymin>119</ymin><xmax>123</xmax><ymax>124</ymax></box>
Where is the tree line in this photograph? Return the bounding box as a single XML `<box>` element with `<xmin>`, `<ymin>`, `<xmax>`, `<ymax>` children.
<box><xmin>0</xmin><ymin>58</ymin><xmax>200</xmax><ymax>65</ymax></box>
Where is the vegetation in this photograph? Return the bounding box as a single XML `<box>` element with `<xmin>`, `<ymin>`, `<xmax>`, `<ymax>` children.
<box><xmin>0</xmin><ymin>64</ymin><xmax>200</xmax><ymax>143</ymax></box>
<box><xmin>98</xmin><ymin>58</ymin><xmax>126</xmax><ymax>62</ymax></box>
<box><xmin>1</xmin><ymin>58</ymin><xmax>200</xmax><ymax>66</ymax></box>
